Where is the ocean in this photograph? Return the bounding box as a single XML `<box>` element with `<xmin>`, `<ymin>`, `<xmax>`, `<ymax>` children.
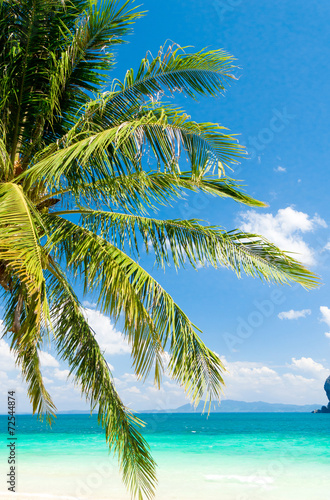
<box><xmin>0</xmin><ymin>413</ymin><xmax>329</xmax><ymax>499</ymax></box>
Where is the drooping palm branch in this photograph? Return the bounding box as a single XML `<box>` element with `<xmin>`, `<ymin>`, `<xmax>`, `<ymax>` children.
<box><xmin>0</xmin><ymin>0</ymin><xmax>319</xmax><ymax>498</ymax></box>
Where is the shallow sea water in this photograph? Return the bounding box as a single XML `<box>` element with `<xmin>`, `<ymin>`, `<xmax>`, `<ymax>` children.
<box><xmin>0</xmin><ymin>413</ymin><xmax>329</xmax><ymax>499</ymax></box>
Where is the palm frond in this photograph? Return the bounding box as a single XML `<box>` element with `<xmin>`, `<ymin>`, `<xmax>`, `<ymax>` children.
<box><xmin>2</xmin><ymin>283</ymin><xmax>56</xmax><ymax>423</ymax></box>
<box><xmin>1</xmin><ymin>0</ymin><xmax>70</xmax><ymax>162</ymax></box>
<box><xmin>1</xmin><ymin>0</ymin><xmax>143</xmax><ymax>164</ymax></box>
<box><xmin>45</xmin><ymin>0</ymin><xmax>144</xmax><ymax>136</ymax></box>
<box><xmin>46</xmin><ymin>260</ymin><xmax>157</xmax><ymax>500</ymax></box>
<box><xmin>39</xmin><ymin>171</ymin><xmax>266</xmax><ymax>216</ymax></box>
<box><xmin>100</xmin><ymin>43</ymin><xmax>237</xmax><ymax>123</ymax></box>
<box><xmin>0</xmin><ymin>182</ymin><xmax>53</xmax><ymax>419</ymax></box>
<box><xmin>0</xmin><ymin>183</ymin><xmax>48</xmax><ymax>301</ymax></box>
<box><xmin>51</xmin><ymin>209</ymin><xmax>320</xmax><ymax>289</ymax></box>
<box><xmin>0</xmin><ymin>3</ymin><xmax>320</xmax><ymax>498</ymax></box>
<box><xmin>45</xmin><ymin>215</ymin><xmax>227</xmax><ymax>402</ymax></box>
<box><xmin>0</xmin><ymin>133</ymin><xmax>10</xmax><ymax>182</ymax></box>
<box><xmin>19</xmin><ymin>344</ymin><xmax>56</xmax><ymax>421</ymax></box>
<box><xmin>21</xmin><ymin>107</ymin><xmax>244</xmax><ymax>193</ymax></box>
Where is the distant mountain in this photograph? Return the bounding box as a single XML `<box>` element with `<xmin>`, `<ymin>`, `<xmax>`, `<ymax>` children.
<box><xmin>1</xmin><ymin>401</ymin><xmax>322</xmax><ymax>416</ymax></box>
<box><xmin>57</xmin><ymin>410</ymin><xmax>95</xmax><ymax>414</ymax></box>
<box><xmin>141</xmin><ymin>400</ymin><xmax>321</xmax><ymax>413</ymax></box>
<box><xmin>0</xmin><ymin>410</ymin><xmax>97</xmax><ymax>416</ymax></box>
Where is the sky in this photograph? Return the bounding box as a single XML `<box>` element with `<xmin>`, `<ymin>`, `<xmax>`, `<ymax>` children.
<box><xmin>2</xmin><ymin>0</ymin><xmax>330</xmax><ymax>413</ymax></box>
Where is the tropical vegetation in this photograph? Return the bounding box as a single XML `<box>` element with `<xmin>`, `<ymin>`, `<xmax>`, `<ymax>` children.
<box><xmin>0</xmin><ymin>0</ymin><xmax>319</xmax><ymax>498</ymax></box>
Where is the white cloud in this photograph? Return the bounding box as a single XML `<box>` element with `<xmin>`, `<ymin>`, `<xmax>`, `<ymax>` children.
<box><xmin>0</xmin><ymin>322</ymin><xmax>17</xmax><ymax>372</ymax></box>
<box><xmin>82</xmin><ymin>300</ymin><xmax>97</xmax><ymax>308</ymax></box>
<box><xmin>122</xmin><ymin>373</ymin><xmax>139</xmax><ymax>383</ymax></box>
<box><xmin>239</xmin><ymin>207</ymin><xmax>326</xmax><ymax>265</ymax></box>
<box><xmin>125</xmin><ymin>386</ymin><xmax>141</xmax><ymax>394</ymax></box>
<box><xmin>313</xmin><ymin>215</ymin><xmax>327</xmax><ymax>228</ymax></box>
<box><xmin>83</xmin><ymin>308</ymin><xmax>131</xmax><ymax>356</ymax></box>
<box><xmin>278</xmin><ymin>309</ymin><xmax>311</xmax><ymax>320</ymax></box>
<box><xmin>43</xmin><ymin>377</ymin><xmax>54</xmax><ymax>385</ymax></box>
<box><xmin>112</xmin><ymin>371</ymin><xmax>187</xmax><ymax>411</ymax></box>
<box><xmin>320</xmin><ymin>307</ymin><xmax>330</xmax><ymax>338</ymax></box>
<box><xmin>282</xmin><ymin>373</ymin><xmax>317</xmax><ymax>385</ymax></box>
<box><xmin>54</xmin><ymin>368</ymin><xmax>70</xmax><ymax>381</ymax></box>
<box><xmin>0</xmin><ymin>339</ymin><xmax>90</xmax><ymax>413</ymax></box>
<box><xmin>0</xmin><ymin>339</ymin><xmax>16</xmax><ymax>371</ymax></box>
<box><xmin>289</xmin><ymin>357</ymin><xmax>326</xmax><ymax>375</ymax></box>
<box><xmin>320</xmin><ymin>306</ymin><xmax>330</xmax><ymax>327</ymax></box>
<box><xmin>219</xmin><ymin>356</ymin><xmax>329</xmax><ymax>404</ymax></box>
<box><xmin>39</xmin><ymin>351</ymin><xmax>60</xmax><ymax>368</ymax></box>
<box><xmin>49</xmin><ymin>383</ymin><xmax>85</xmax><ymax>408</ymax></box>
<box><xmin>164</xmin><ymin>380</ymin><xmax>185</xmax><ymax>390</ymax></box>
<box><xmin>2</xmin><ymin>352</ymin><xmax>328</xmax><ymax>411</ymax></box>
<box><xmin>274</xmin><ymin>166</ymin><xmax>286</xmax><ymax>173</ymax></box>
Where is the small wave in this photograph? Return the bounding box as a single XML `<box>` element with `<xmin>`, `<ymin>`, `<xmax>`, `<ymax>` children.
<box><xmin>204</xmin><ymin>474</ymin><xmax>274</xmax><ymax>485</ymax></box>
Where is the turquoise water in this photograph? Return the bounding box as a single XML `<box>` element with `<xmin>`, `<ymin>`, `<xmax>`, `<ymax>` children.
<box><xmin>0</xmin><ymin>413</ymin><xmax>330</xmax><ymax>499</ymax></box>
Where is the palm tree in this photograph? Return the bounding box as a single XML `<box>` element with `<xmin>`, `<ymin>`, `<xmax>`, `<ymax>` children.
<box><xmin>0</xmin><ymin>0</ymin><xmax>318</xmax><ymax>498</ymax></box>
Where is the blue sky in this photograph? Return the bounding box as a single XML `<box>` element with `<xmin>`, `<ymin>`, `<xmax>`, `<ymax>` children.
<box><xmin>2</xmin><ymin>0</ymin><xmax>330</xmax><ymax>412</ymax></box>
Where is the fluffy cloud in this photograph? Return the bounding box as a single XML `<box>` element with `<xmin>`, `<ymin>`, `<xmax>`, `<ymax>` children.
<box><xmin>320</xmin><ymin>306</ymin><xmax>330</xmax><ymax>327</ymax></box>
<box><xmin>0</xmin><ymin>322</ymin><xmax>17</xmax><ymax>372</ymax></box>
<box><xmin>219</xmin><ymin>356</ymin><xmax>329</xmax><ymax>405</ymax></box>
<box><xmin>289</xmin><ymin>357</ymin><xmax>326</xmax><ymax>375</ymax></box>
<box><xmin>39</xmin><ymin>351</ymin><xmax>60</xmax><ymax>368</ymax></box>
<box><xmin>83</xmin><ymin>308</ymin><xmax>131</xmax><ymax>356</ymax></box>
<box><xmin>54</xmin><ymin>368</ymin><xmax>70</xmax><ymax>381</ymax></box>
<box><xmin>82</xmin><ymin>300</ymin><xmax>97</xmax><ymax>308</ymax></box>
<box><xmin>274</xmin><ymin>166</ymin><xmax>286</xmax><ymax>172</ymax></box>
<box><xmin>239</xmin><ymin>207</ymin><xmax>326</xmax><ymax>265</ymax></box>
<box><xmin>220</xmin><ymin>358</ymin><xmax>281</xmax><ymax>399</ymax></box>
<box><xmin>0</xmin><ymin>339</ymin><xmax>16</xmax><ymax>371</ymax></box>
<box><xmin>126</xmin><ymin>386</ymin><xmax>141</xmax><ymax>394</ymax></box>
<box><xmin>109</xmin><ymin>354</ymin><xmax>330</xmax><ymax>410</ymax></box>
<box><xmin>319</xmin><ymin>307</ymin><xmax>330</xmax><ymax>339</ymax></box>
<box><xmin>278</xmin><ymin>309</ymin><xmax>311</xmax><ymax>320</ymax></box>
<box><xmin>1</xmin><ymin>349</ymin><xmax>328</xmax><ymax>411</ymax></box>
<box><xmin>0</xmin><ymin>338</ymin><xmax>90</xmax><ymax>413</ymax></box>
<box><xmin>122</xmin><ymin>373</ymin><xmax>139</xmax><ymax>383</ymax></box>
<box><xmin>113</xmin><ymin>371</ymin><xmax>187</xmax><ymax>411</ymax></box>
<box><xmin>0</xmin><ymin>308</ymin><xmax>131</xmax><ymax>413</ymax></box>
<box><xmin>43</xmin><ymin>376</ymin><xmax>54</xmax><ymax>385</ymax></box>
<box><xmin>114</xmin><ymin>355</ymin><xmax>330</xmax><ymax>410</ymax></box>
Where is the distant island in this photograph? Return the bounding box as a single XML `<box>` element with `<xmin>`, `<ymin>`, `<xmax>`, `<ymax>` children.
<box><xmin>29</xmin><ymin>400</ymin><xmax>326</xmax><ymax>414</ymax></box>
<box><xmin>312</xmin><ymin>376</ymin><xmax>330</xmax><ymax>413</ymax></box>
<box><xmin>3</xmin><ymin>399</ymin><xmax>325</xmax><ymax>416</ymax></box>
<box><xmin>141</xmin><ymin>400</ymin><xmax>321</xmax><ymax>413</ymax></box>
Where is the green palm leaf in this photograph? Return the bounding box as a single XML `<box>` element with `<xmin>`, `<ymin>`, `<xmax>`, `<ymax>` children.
<box><xmin>101</xmin><ymin>44</ymin><xmax>237</xmax><ymax>119</ymax></box>
<box><xmin>0</xmin><ymin>1</ymin><xmax>320</xmax><ymax>498</ymax></box>
<box><xmin>46</xmin><ymin>260</ymin><xmax>157</xmax><ymax>499</ymax></box>
<box><xmin>0</xmin><ymin>133</ymin><xmax>10</xmax><ymax>182</ymax></box>
<box><xmin>3</xmin><ymin>283</ymin><xmax>56</xmax><ymax>423</ymax></box>
<box><xmin>45</xmin><ymin>214</ymin><xmax>227</xmax><ymax>398</ymax></box>
<box><xmin>0</xmin><ymin>183</ymin><xmax>53</xmax><ymax>420</ymax></box>
<box><xmin>22</xmin><ymin>107</ymin><xmax>244</xmax><ymax>193</ymax></box>
<box><xmin>50</xmin><ymin>209</ymin><xmax>320</xmax><ymax>289</ymax></box>
<box><xmin>45</xmin><ymin>0</ymin><xmax>144</xmax><ymax>133</ymax></box>
<box><xmin>38</xmin><ymin>171</ymin><xmax>266</xmax><ymax>215</ymax></box>
<box><xmin>0</xmin><ymin>183</ymin><xmax>47</xmax><ymax>304</ymax></box>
